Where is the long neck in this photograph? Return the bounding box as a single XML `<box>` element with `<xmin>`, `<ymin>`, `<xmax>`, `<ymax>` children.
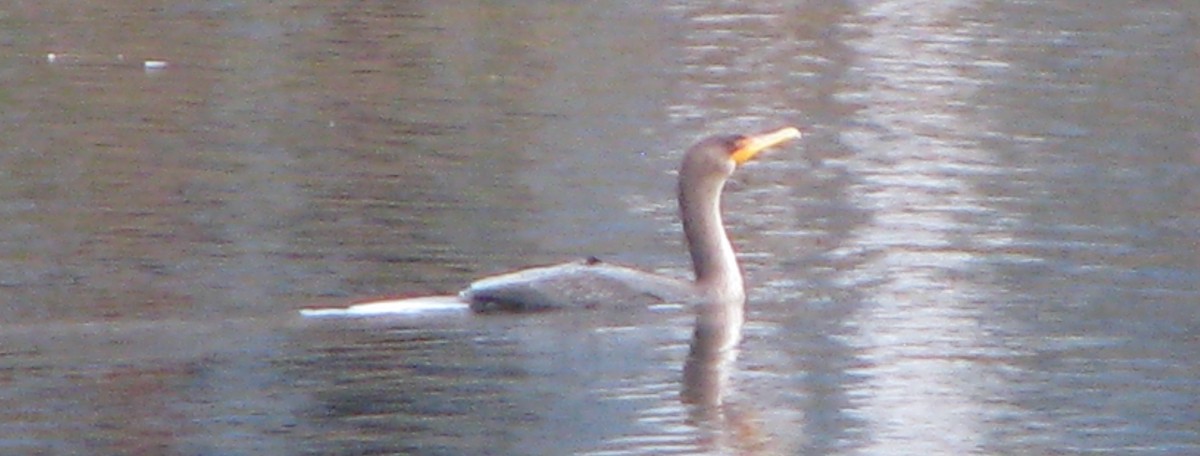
<box><xmin>678</xmin><ymin>169</ymin><xmax>744</xmax><ymax>303</ymax></box>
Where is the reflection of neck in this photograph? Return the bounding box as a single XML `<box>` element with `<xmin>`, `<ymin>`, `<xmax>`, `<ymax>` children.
<box><xmin>681</xmin><ymin>316</ymin><xmax>739</xmax><ymax>407</ymax></box>
<box><xmin>681</xmin><ymin>309</ymin><xmax>756</xmax><ymax>453</ymax></box>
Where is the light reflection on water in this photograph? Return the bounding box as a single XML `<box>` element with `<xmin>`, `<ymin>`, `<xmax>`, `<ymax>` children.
<box><xmin>2</xmin><ymin>0</ymin><xmax>1199</xmax><ymax>455</ymax></box>
<box><xmin>834</xmin><ymin>1</ymin><xmax>1012</xmax><ymax>453</ymax></box>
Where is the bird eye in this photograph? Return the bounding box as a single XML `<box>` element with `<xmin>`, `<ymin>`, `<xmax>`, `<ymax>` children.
<box><xmin>728</xmin><ymin>135</ymin><xmax>750</xmax><ymax>153</ymax></box>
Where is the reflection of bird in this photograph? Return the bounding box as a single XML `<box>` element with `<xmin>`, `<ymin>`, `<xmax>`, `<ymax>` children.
<box><xmin>300</xmin><ymin>127</ymin><xmax>800</xmax><ymax>318</ymax></box>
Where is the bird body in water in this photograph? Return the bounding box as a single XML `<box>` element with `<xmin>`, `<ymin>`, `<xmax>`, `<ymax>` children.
<box><xmin>300</xmin><ymin>126</ymin><xmax>801</xmax><ymax>321</ymax></box>
<box><xmin>462</xmin><ymin>257</ymin><xmax>694</xmax><ymax>312</ymax></box>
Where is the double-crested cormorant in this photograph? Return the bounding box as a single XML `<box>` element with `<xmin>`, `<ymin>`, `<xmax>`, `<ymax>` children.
<box><xmin>300</xmin><ymin>126</ymin><xmax>801</xmax><ymax>318</ymax></box>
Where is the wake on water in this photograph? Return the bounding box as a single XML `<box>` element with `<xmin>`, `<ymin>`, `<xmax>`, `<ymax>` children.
<box><xmin>299</xmin><ymin>295</ymin><xmax>469</xmax><ymax>318</ymax></box>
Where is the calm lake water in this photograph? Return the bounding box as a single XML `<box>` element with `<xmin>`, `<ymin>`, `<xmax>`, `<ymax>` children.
<box><xmin>3</xmin><ymin>1</ymin><xmax>1199</xmax><ymax>455</ymax></box>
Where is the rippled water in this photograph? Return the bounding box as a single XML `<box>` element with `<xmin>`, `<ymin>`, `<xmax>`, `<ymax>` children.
<box><xmin>2</xmin><ymin>1</ymin><xmax>1198</xmax><ymax>455</ymax></box>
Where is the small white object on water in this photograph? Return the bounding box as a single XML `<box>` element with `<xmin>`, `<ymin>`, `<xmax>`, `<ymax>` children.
<box><xmin>299</xmin><ymin>296</ymin><xmax>468</xmax><ymax>317</ymax></box>
<box><xmin>47</xmin><ymin>53</ymin><xmax>57</xmax><ymax>63</ymax></box>
<box><xmin>144</xmin><ymin>60</ymin><xmax>168</xmax><ymax>70</ymax></box>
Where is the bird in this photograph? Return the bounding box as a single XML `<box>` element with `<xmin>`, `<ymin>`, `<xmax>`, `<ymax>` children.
<box><xmin>300</xmin><ymin>126</ymin><xmax>801</xmax><ymax>321</ymax></box>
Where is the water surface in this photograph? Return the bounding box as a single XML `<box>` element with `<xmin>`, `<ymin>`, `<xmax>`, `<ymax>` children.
<box><xmin>2</xmin><ymin>1</ymin><xmax>1198</xmax><ymax>455</ymax></box>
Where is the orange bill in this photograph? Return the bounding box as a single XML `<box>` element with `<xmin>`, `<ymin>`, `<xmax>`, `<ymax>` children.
<box><xmin>731</xmin><ymin>126</ymin><xmax>802</xmax><ymax>165</ymax></box>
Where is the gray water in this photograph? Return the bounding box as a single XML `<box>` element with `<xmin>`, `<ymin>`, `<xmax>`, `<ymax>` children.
<box><xmin>2</xmin><ymin>1</ymin><xmax>1199</xmax><ymax>455</ymax></box>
